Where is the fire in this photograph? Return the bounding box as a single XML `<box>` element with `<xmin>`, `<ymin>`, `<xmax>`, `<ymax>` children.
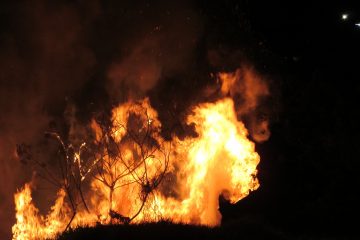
<box><xmin>218</xmin><ymin>67</ymin><xmax>269</xmax><ymax>115</ymax></box>
<box><xmin>12</xmin><ymin>75</ymin><xmax>262</xmax><ymax>239</ymax></box>
<box><xmin>150</xmin><ymin>98</ymin><xmax>260</xmax><ymax>226</ymax></box>
<box><xmin>218</xmin><ymin>67</ymin><xmax>271</xmax><ymax>143</ymax></box>
<box><xmin>12</xmin><ymin>184</ymin><xmax>70</xmax><ymax>240</ymax></box>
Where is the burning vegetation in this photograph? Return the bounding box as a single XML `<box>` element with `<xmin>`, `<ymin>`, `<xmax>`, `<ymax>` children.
<box><xmin>0</xmin><ymin>2</ymin><xmax>275</xmax><ymax>239</ymax></box>
<box><xmin>12</xmin><ymin>69</ymin><xmax>266</xmax><ymax>240</ymax></box>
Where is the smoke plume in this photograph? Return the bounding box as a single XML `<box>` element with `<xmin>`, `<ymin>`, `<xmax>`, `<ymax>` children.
<box><xmin>0</xmin><ymin>1</ymin><xmax>274</xmax><ymax>239</ymax></box>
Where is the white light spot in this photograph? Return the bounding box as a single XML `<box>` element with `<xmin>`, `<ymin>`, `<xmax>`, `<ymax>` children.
<box><xmin>342</xmin><ymin>14</ymin><xmax>348</xmax><ymax>20</ymax></box>
<box><xmin>356</xmin><ymin>23</ymin><xmax>360</xmax><ymax>27</ymax></box>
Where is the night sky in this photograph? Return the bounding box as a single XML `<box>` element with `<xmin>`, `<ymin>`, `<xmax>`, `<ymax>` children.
<box><xmin>1</xmin><ymin>1</ymin><xmax>360</xmax><ymax>239</ymax></box>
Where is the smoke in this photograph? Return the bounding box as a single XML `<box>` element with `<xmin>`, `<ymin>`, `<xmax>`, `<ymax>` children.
<box><xmin>106</xmin><ymin>1</ymin><xmax>202</xmax><ymax>100</ymax></box>
<box><xmin>0</xmin><ymin>1</ymin><xmax>275</xmax><ymax>238</ymax></box>
<box><xmin>0</xmin><ymin>1</ymin><xmax>97</xmax><ymax>238</ymax></box>
<box><xmin>218</xmin><ymin>66</ymin><xmax>271</xmax><ymax>142</ymax></box>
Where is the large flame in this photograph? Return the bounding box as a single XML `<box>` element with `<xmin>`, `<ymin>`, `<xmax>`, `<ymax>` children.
<box><xmin>12</xmin><ymin>84</ymin><xmax>261</xmax><ymax>239</ymax></box>
<box><xmin>148</xmin><ymin>98</ymin><xmax>260</xmax><ymax>226</ymax></box>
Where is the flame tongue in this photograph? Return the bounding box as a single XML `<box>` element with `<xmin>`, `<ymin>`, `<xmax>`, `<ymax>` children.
<box><xmin>185</xmin><ymin>97</ymin><xmax>260</xmax><ymax>206</ymax></box>
<box><xmin>153</xmin><ymin>97</ymin><xmax>260</xmax><ymax>226</ymax></box>
<box><xmin>12</xmin><ymin>184</ymin><xmax>69</xmax><ymax>240</ymax></box>
<box><xmin>12</xmin><ymin>97</ymin><xmax>260</xmax><ymax>239</ymax></box>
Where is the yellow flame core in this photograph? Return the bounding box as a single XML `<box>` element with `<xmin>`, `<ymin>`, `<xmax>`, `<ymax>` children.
<box><xmin>12</xmin><ymin>97</ymin><xmax>260</xmax><ymax>239</ymax></box>
<box><xmin>12</xmin><ymin>184</ymin><xmax>69</xmax><ymax>240</ymax></box>
<box><xmin>153</xmin><ymin>98</ymin><xmax>260</xmax><ymax>226</ymax></box>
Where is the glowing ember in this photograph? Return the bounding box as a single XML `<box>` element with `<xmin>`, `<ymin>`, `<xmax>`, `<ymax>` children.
<box><xmin>12</xmin><ymin>73</ymin><xmax>262</xmax><ymax>239</ymax></box>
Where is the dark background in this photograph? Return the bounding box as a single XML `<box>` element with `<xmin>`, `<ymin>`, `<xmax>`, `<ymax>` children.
<box><xmin>218</xmin><ymin>0</ymin><xmax>360</xmax><ymax>238</ymax></box>
<box><xmin>1</xmin><ymin>0</ymin><xmax>359</xmax><ymax>239</ymax></box>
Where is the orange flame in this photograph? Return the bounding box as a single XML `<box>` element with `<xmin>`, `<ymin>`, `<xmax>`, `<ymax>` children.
<box><xmin>218</xmin><ymin>66</ymin><xmax>271</xmax><ymax>142</ymax></box>
<box><xmin>12</xmin><ymin>75</ymin><xmax>262</xmax><ymax>239</ymax></box>
<box><xmin>218</xmin><ymin>66</ymin><xmax>269</xmax><ymax>115</ymax></box>
<box><xmin>12</xmin><ymin>184</ymin><xmax>70</xmax><ymax>240</ymax></box>
<box><xmin>150</xmin><ymin>98</ymin><xmax>260</xmax><ymax>226</ymax></box>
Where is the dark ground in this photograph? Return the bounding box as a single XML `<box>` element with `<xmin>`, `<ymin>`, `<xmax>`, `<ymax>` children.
<box><xmin>57</xmin><ymin>220</ymin><xmax>288</xmax><ymax>240</ymax></box>
<box><xmin>2</xmin><ymin>0</ymin><xmax>360</xmax><ymax>239</ymax></box>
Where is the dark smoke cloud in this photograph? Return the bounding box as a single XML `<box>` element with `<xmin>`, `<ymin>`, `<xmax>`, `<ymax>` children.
<box><xmin>105</xmin><ymin>1</ymin><xmax>202</xmax><ymax>100</ymax></box>
<box><xmin>0</xmin><ymin>1</ymin><xmax>97</xmax><ymax>238</ymax></box>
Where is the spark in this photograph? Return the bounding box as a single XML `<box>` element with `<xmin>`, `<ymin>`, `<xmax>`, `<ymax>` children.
<box><xmin>342</xmin><ymin>14</ymin><xmax>348</xmax><ymax>20</ymax></box>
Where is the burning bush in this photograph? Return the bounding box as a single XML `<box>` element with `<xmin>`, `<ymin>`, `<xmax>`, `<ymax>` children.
<box><xmin>13</xmin><ymin>72</ymin><xmax>264</xmax><ymax>240</ymax></box>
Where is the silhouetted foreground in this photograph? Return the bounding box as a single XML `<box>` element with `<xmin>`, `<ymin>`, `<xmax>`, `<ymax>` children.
<box><xmin>57</xmin><ymin>220</ymin><xmax>287</xmax><ymax>240</ymax></box>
